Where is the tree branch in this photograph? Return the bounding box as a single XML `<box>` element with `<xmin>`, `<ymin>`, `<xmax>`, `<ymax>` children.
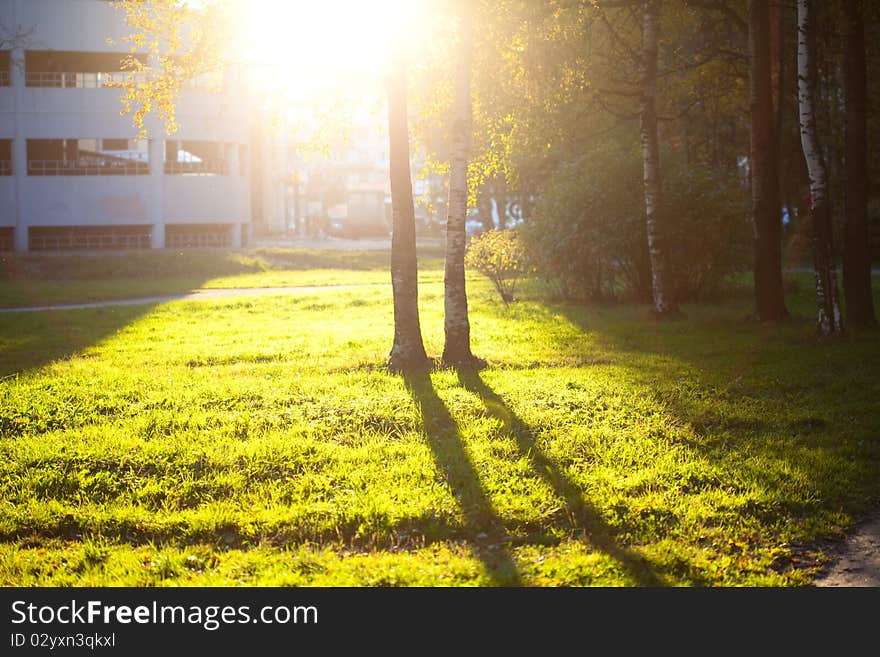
<box><xmin>684</xmin><ymin>0</ymin><xmax>748</xmax><ymax>34</ymax></box>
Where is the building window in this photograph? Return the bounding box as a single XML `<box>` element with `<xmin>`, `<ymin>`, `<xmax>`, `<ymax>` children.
<box><xmin>164</xmin><ymin>141</ymin><xmax>228</xmax><ymax>175</ymax></box>
<box><xmin>24</xmin><ymin>51</ymin><xmax>145</xmax><ymax>88</ymax></box>
<box><xmin>0</xmin><ymin>50</ymin><xmax>9</xmax><ymax>87</ymax></box>
<box><xmin>27</xmin><ymin>139</ymin><xmax>149</xmax><ymax>176</ymax></box>
<box><xmin>0</xmin><ymin>140</ymin><xmax>11</xmax><ymax>176</ymax></box>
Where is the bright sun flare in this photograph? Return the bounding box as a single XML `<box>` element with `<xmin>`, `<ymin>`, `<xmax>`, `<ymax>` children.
<box><xmin>235</xmin><ymin>0</ymin><xmax>424</xmax><ymax>99</ymax></box>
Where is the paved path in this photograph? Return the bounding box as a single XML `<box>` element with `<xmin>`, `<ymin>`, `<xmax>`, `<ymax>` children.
<box><xmin>0</xmin><ymin>284</ymin><xmax>382</xmax><ymax>314</ymax></box>
<box><xmin>251</xmin><ymin>236</ymin><xmax>444</xmax><ymax>250</ymax></box>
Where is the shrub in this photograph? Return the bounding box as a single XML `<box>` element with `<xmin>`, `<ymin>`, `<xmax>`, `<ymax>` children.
<box><xmin>465</xmin><ymin>229</ymin><xmax>529</xmax><ymax>305</ymax></box>
<box><xmin>522</xmin><ymin>153</ymin><xmax>650</xmax><ymax>302</ymax></box>
<box><xmin>521</xmin><ymin>151</ymin><xmax>750</xmax><ymax>303</ymax></box>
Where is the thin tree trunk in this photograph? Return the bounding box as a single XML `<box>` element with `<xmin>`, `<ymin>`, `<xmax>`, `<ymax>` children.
<box><xmin>797</xmin><ymin>0</ymin><xmax>843</xmax><ymax>337</ymax></box>
<box><xmin>495</xmin><ymin>177</ymin><xmax>508</xmax><ymax>229</ymax></box>
<box><xmin>476</xmin><ymin>187</ymin><xmax>494</xmax><ymax>232</ymax></box>
<box><xmin>841</xmin><ymin>0</ymin><xmax>876</xmax><ymax>327</ymax></box>
<box><xmin>770</xmin><ymin>1</ymin><xmax>784</xmax><ymax>147</ymax></box>
<box><xmin>443</xmin><ymin>5</ymin><xmax>483</xmax><ymax>368</ymax></box>
<box><xmin>749</xmin><ymin>0</ymin><xmax>788</xmax><ymax>321</ymax></box>
<box><xmin>387</xmin><ymin>52</ymin><xmax>431</xmax><ymax>371</ymax></box>
<box><xmin>640</xmin><ymin>0</ymin><xmax>678</xmax><ymax>316</ymax></box>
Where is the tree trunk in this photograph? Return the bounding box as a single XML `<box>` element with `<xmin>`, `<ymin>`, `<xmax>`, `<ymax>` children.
<box><xmin>495</xmin><ymin>177</ymin><xmax>508</xmax><ymax>229</ymax></box>
<box><xmin>841</xmin><ymin>0</ymin><xmax>877</xmax><ymax>327</ymax></box>
<box><xmin>442</xmin><ymin>5</ymin><xmax>483</xmax><ymax>368</ymax></box>
<box><xmin>797</xmin><ymin>0</ymin><xmax>843</xmax><ymax>337</ymax></box>
<box><xmin>749</xmin><ymin>0</ymin><xmax>788</xmax><ymax>321</ymax></box>
<box><xmin>476</xmin><ymin>187</ymin><xmax>494</xmax><ymax>232</ymax></box>
<box><xmin>640</xmin><ymin>0</ymin><xmax>678</xmax><ymax>316</ymax></box>
<box><xmin>387</xmin><ymin>52</ymin><xmax>431</xmax><ymax>371</ymax></box>
<box><xmin>770</xmin><ymin>1</ymin><xmax>784</xmax><ymax>146</ymax></box>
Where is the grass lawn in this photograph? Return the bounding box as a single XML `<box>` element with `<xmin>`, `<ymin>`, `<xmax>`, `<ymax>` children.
<box><xmin>0</xmin><ymin>249</ymin><xmax>878</xmax><ymax>586</ymax></box>
<box><xmin>0</xmin><ymin>249</ymin><xmax>445</xmax><ymax>308</ymax></box>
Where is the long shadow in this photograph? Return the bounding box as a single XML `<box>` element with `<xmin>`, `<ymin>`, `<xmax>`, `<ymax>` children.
<box><xmin>0</xmin><ymin>304</ymin><xmax>165</xmax><ymax>379</ymax></box>
<box><xmin>403</xmin><ymin>370</ymin><xmax>523</xmax><ymax>586</ymax></box>
<box><xmin>457</xmin><ymin>370</ymin><xmax>665</xmax><ymax>586</ymax></box>
<box><xmin>0</xmin><ymin>246</ymin><xmax>443</xmax><ymax>378</ymax></box>
<box><xmin>0</xmin><ymin>252</ymin><xmax>231</xmax><ymax>378</ymax></box>
<box><xmin>0</xmin><ymin>248</ymin><xmax>322</xmax><ymax>377</ymax></box>
<box><xmin>528</xmin><ymin>293</ymin><xmax>880</xmax><ymax>580</ymax></box>
<box><xmin>552</xmin><ymin>297</ymin><xmax>880</xmax><ymax>504</ymax></box>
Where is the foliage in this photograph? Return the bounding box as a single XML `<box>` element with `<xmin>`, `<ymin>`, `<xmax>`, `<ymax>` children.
<box><xmin>1</xmin><ymin>253</ymin><xmax>879</xmax><ymax>585</ymax></box>
<box><xmin>114</xmin><ymin>0</ymin><xmax>229</xmax><ymax>137</ymax></box>
<box><xmin>522</xmin><ymin>143</ymin><xmax>649</xmax><ymax>302</ymax></box>
<box><xmin>522</xmin><ymin>145</ymin><xmax>750</xmax><ymax>303</ymax></box>
<box><xmin>464</xmin><ymin>229</ymin><xmax>529</xmax><ymax>305</ymax></box>
<box><xmin>663</xmin><ymin>163</ymin><xmax>752</xmax><ymax>301</ymax></box>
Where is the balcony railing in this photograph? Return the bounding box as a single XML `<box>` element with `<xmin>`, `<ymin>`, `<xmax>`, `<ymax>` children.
<box><xmin>0</xmin><ymin>161</ymin><xmax>11</xmax><ymax>176</ymax></box>
<box><xmin>166</xmin><ymin>231</ymin><xmax>230</xmax><ymax>249</ymax></box>
<box><xmin>0</xmin><ymin>71</ymin><xmax>9</xmax><ymax>87</ymax></box>
<box><xmin>30</xmin><ymin>231</ymin><xmax>151</xmax><ymax>252</ymax></box>
<box><xmin>28</xmin><ymin>160</ymin><xmax>150</xmax><ymax>176</ymax></box>
<box><xmin>23</xmin><ymin>71</ymin><xmax>217</xmax><ymax>91</ymax></box>
<box><xmin>164</xmin><ymin>160</ymin><xmax>229</xmax><ymax>176</ymax></box>
<box><xmin>25</xmin><ymin>71</ymin><xmax>142</xmax><ymax>89</ymax></box>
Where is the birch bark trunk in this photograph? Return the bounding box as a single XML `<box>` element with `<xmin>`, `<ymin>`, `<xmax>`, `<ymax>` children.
<box><xmin>796</xmin><ymin>0</ymin><xmax>843</xmax><ymax>337</ymax></box>
<box><xmin>442</xmin><ymin>5</ymin><xmax>483</xmax><ymax>368</ymax></box>
<box><xmin>387</xmin><ymin>52</ymin><xmax>431</xmax><ymax>371</ymax></box>
<box><xmin>640</xmin><ymin>0</ymin><xmax>678</xmax><ymax>316</ymax></box>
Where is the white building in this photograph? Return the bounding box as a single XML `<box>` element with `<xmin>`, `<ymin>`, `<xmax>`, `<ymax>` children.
<box><xmin>0</xmin><ymin>0</ymin><xmax>284</xmax><ymax>252</ymax></box>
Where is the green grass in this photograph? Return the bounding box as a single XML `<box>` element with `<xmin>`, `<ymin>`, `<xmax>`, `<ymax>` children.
<box><xmin>1</xmin><ymin>250</ymin><xmax>879</xmax><ymax>586</ymax></box>
<box><xmin>0</xmin><ymin>248</ymin><xmax>447</xmax><ymax>308</ymax></box>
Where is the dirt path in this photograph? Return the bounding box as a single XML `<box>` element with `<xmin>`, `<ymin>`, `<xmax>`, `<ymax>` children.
<box><xmin>813</xmin><ymin>510</ymin><xmax>880</xmax><ymax>587</ymax></box>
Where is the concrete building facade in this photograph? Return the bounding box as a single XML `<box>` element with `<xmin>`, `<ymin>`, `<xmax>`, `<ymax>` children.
<box><xmin>0</xmin><ymin>0</ymin><xmax>275</xmax><ymax>252</ymax></box>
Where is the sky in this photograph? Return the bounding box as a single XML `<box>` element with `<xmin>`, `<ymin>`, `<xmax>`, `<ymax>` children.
<box><xmin>233</xmin><ymin>0</ymin><xmax>427</xmax><ymax>102</ymax></box>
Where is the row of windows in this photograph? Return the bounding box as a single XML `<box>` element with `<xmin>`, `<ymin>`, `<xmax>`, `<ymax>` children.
<box><xmin>0</xmin><ymin>51</ymin><xmax>222</xmax><ymax>90</ymax></box>
<box><xmin>0</xmin><ymin>139</ymin><xmax>247</xmax><ymax>177</ymax></box>
<box><xmin>0</xmin><ymin>225</ymin><xmax>247</xmax><ymax>252</ymax></box>
<box><xmin>14</xmin><ymin>71</ymin><xmax>218</xmax><ymax>90</ymax></box>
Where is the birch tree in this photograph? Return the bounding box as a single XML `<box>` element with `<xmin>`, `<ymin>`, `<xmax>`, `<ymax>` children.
<box><xmin>442</xmin><ymin>2</ymin><xmax>484</xmax><ymax>368</ymax></box>
<box><xmin>841</xmin><ymin>0</ymin><xmax>877</xmax><ymax>327</ymax></box>
<box><xmin>640</xmin><ymin>0</ymin><xmax>678</xmax><ymax>317</ymax></box>
<box><xmin>796</xmin><ymin>0</ymin><xmax>843</xmax><ymax>337</ymax></box>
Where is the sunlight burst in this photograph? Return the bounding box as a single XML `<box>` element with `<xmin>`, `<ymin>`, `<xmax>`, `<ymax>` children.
<box><xmin>233</xmin><ymin>0</ymin><xmax>425</xmax><ymax>99</ymax></box>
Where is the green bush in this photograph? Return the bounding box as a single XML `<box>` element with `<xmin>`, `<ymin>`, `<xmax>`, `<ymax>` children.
<box><xmin>465</xmin><ymin>229</ymin><xmax>529</xmax><ymax>305</ymax></box>
<box><xmin>521</xmin><ymin>150</ymin><xmax>750</xmax><ymax>303</ymax></box>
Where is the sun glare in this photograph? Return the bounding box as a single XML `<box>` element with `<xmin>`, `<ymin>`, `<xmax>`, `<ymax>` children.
<box><xmin>234</xmin><ymin>0</ymin><xmax>425</xmax><ymax>100</ymax></box>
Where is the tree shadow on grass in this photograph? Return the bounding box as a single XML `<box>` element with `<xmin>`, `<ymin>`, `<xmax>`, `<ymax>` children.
<box><xmin>456</xmin><ymin>370</ymin><xmax>665</xmax><ymax>587</ymax></box>
<box><xmin>537</xmin><ymin>298</ymin><xmax>880</xmax><ymax>575</ymax></box>
<box><xmin>403</xmin><ymin>370</ymin><xmax>523</xmax><ymax>586</ymax></box>
<box><xmin>0</xmin><ymin>304</ymin><xmax>161</xmax><ymax>379</ymax></box>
